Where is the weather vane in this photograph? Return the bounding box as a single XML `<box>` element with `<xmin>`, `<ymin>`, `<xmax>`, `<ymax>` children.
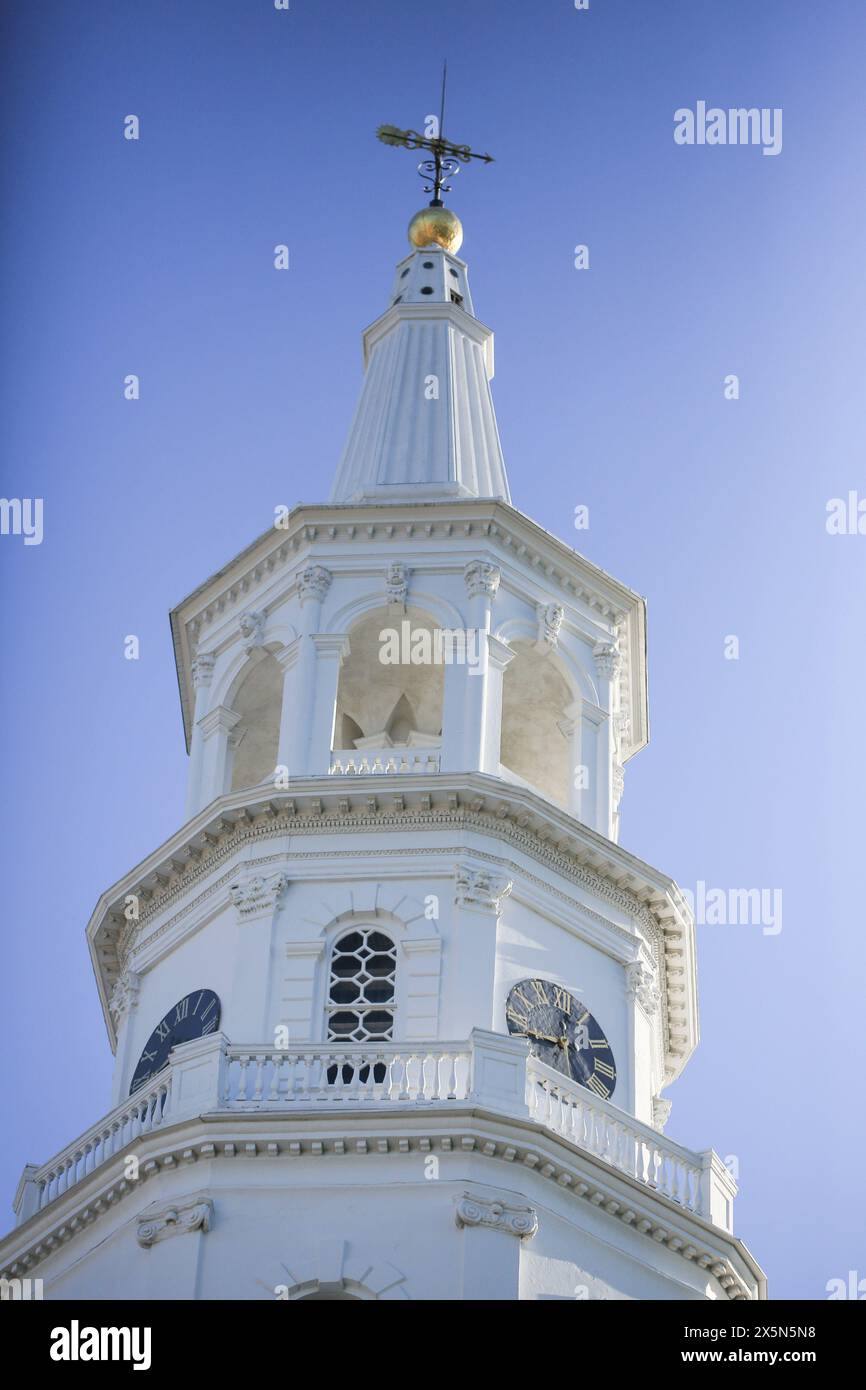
<box><xmin>376</xmin><ymin>63</ymin><xmax>494</xmax><ymax>255</ymax></box>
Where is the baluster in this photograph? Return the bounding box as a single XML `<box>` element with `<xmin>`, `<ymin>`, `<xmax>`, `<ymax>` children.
<box><xmin>418</xmin><ymin>1052</ymin><xmax>431</xmax><ymax>1100</ymax></box>
<box><xmin>267</xmin><ymin>1053</ymin><xmax>282</xmax><ymax>1102</ymax></box>
<box><xmin>252</xmin><ymin>1054</ymin><xmax>266</xmax><ymax>1103</ymax></box>
<box><xmin>346</xmin><ymin>1052</ymin><xmax>362</xmax><ymax>1101</ymax></box>
<box><xmin>390</xmin><ymin>1053</ymin><xmax>405</xmax><ymax>1101</ymax></box>
<box><xmin>553</xmin><ymin>1082</ymin><xmax>564</xmax><ymax>1130</ymax></box>
<box><xmin>236</xmin><ymin>1055</ymin><xmax>251</xmax><ymax>1103</ymax></box>
<box><xmin>693</xmin><ymin>1165</ymin><xmax>702</xmax><ymax>1210</ymax></box>
<box><xmin>285</xmin><ymin>1053</ymin><xmax>300</xmax><ymax>1102</ymax></box>
<box><xmin>331</xmin><ymin>1053</ymin><xmax>346</xmax><ymax>1098</ymax></box>
<box><xmin>443</xmin><ymin>1051</ymin><xmax>457</xmax><ymax>1101</ymax></box>
<box><xmin>651</xmin><ymin>1145</ymin><xmax>663</xmax><ymax>1190</ymax></box>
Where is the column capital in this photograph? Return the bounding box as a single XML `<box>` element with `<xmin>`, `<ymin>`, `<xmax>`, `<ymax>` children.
<box><xmin>593</xmin><ymin>639</ymin><xmax>622</xmax><ymax>680</ymax></box>
<box><xmin>652</xmin><ymin>1096</ymin><xmax>673</xmax><ymax>1132</ymax></box>
<box><xmin>455</xmin><ymin>1192</ymin><xmax>538</xmax><ymax>1240</ymax></box>
<box><xmin>455</xmin><ymin>863</ymin><xmax>512</xmax><ymax>914</ymax></box>
<box><xmin>197</xmin><ymin>704</ymin><xmax>242</xmax><ymax>740</ymax></box>
<box><xmin>108</xmin><ymin>969</ymin><xmax>140</xmax><ymax>1023</ymax></box>
<box><xmin>298</xmin><ymin>564</ymin><xmax>332</xmax><ymax>606</ymax></box>
<box><xmin>562</xmin><ymin>696</ymin><xmax>608</xmax><ymax>731</ymax></box>
<box><xmin>229</xmin><ymin>870</ymin><xmax>290</xmax><ymax>922</ymax></box>
<box><xmin>464</xmin><ymin>559</ymin><xmax>501</xmax><ymax>600</ymax></box>
<box><xmin>311</xmin><ymin>632</ymin><xmax>351</xmax><ymax>660</ymax></box>
<box><xmin>486</xmin><ymin>634</ymin><xmax>515</xmax><ymax>672</ymax></box>
<box><xmin>191</xmin><ymin>651</ymin><xmax>216</xmax><ymax>690</ymax></box>
<box><xmin>626</xmin><ymin>959</ymin><xmax>660</xmax><ymax>1015</ymax></box>
<box><xmin>273</xmin><ymin>636</ymin><xmax>302</xmax><ymax>672</ymax></box>
<box><xmin>137</xmin><ymin>1195</ymin><xmax>213</xmax><ymax>1248</ymax></box>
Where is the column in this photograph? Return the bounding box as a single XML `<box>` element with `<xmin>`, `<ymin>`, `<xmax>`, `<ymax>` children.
<box><xmin>442</xmin><ymin>560</ymin><xmax>501</xmax><ymax>773</ymax></box>
<box><xmin>109</xmin><ymin>969</ymin><xmax>141</xmax><ymax>1107</ymax></box>
<box><xmin>280</xmin><ymin>941</ymin><xmax>326</xmax><ymax>1042</ymax></box>
<box><xmin>592</xmin><ymin>639</ymin><xmax>622</xmax><ymax>839</ymax></box>
<box><xmin>279</xmin><ymin>565</ymin><xmax>331</xmax><ymax>776</ymax></box>
<box><xmin>228</xmin><ymin>872</ymin><xmax>291</xmax><ymax>1040</ymax></box>
<box><xmin>185</xmin><ymin>653</ymin><xmax>215</xmax><ymax>820</ymax></box>
<box><xmin>274</xmin><ymin>637</ymin><xmax>302</xmax><ymax>778</ymax></box>
<box><xmin>625</xmin><ymin>959</ymin><xmax>660</xmax><ymax>1123</ymax></box>
<box><xmin>449</xmin><ymin>864</ymin><xmax>512</xmax><ymax>1034</ymax></box>
<box><xmin>482</xmin><ymin>635</ymin><xmax>515</xmax><ymax>774</ymax></box>
<box><xmin>196</xmin><ymin>705</ymin><xmax>242</xmax><ymax>808</ymax></box>
<box><xmin>455</xmin><ymin>1190</ymin><xmax>537</xmax><ymax>1300</ymax></box>
<box><xmin>561</xmin><ymin>697</ymin><xmax>609</xmax><ymax>832</ymax></box>
<box><xmin>309</xmin><ymin>634</ymin><xmax>351</xmax><ymax>775</ymax></box>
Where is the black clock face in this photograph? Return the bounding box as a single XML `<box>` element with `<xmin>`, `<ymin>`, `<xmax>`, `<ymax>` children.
<box><xmin>505</xmin><ymin>977</ymin><xmax>617</xmax><ymax>1100</ymax></box>
<box><xmin>129</xmin><ymin>990</ymin><xmax>221</xmax><ymax>1095</ymax></box>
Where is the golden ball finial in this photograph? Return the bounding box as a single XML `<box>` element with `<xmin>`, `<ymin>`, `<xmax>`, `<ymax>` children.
<box><xmin>408</xmin><ymin>205</ymin><xmax>463</xmax><ymax>254</ymax></box>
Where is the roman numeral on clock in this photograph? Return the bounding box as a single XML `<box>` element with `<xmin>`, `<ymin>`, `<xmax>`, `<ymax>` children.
<box><xmin>586</xmin><ymin>1073</ymin><xmax>612</xmax><ymax>1099</ymax></box>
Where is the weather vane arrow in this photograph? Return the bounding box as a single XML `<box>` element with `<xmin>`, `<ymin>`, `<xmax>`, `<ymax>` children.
<box><xmin>376</xmin><ymin>61</ymin><xmax>494</xmax><ymax>208</ymax></box>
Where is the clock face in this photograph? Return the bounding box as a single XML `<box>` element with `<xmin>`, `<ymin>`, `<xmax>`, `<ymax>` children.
<box><xmin>129</xmin><ymin>990</ymin><xmax>221</xmax><ymax>1095</ymax></box>
<box><xmin>505</xmin><ymin>977</ymin><xmax>617</xmax><ymax>1100</ymax></box>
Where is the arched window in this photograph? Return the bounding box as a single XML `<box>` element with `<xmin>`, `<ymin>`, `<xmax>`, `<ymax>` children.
<box><xmin>326</xmin><ymin>928</ymin><xmax>397</xmax><ymax>1042</ymax></box>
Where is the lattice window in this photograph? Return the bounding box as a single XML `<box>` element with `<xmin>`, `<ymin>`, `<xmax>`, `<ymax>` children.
<box><xmin>326</xmin><ymin>929</ymin><xmax>397</xmax><ymax>1043</ymax></box>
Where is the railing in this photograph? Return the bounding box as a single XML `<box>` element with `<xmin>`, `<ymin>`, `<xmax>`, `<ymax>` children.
<box><xmin>13</xmin><ymin>1033</ymin><xmax>732</xmax><ymax>1231</ymax></box>
<box><xmin>32</xmin><ymin>1075</ymin><xmax>171</xmax><ymax>1214</ymax></box>
<box><xmin>328</xmin><ymin>749</ymin><xmax>441</xmax><ymax>775</ymax></box>
<box><xmin>223</xmin><ymin>1044</ymin><xmax>471</xmax><ymax>1106</ymax></box>
<box><xmin>527</xmin><ymin>1057</ymin><xmax>703</xmax><ymax>1214</ymax></box>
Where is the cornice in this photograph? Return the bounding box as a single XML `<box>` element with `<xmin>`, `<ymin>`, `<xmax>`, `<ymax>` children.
<box><xmin>0</xmin><ymin>1107</ymin><xmax>763</xmax><ymax>1300</ymax></box>
<box><xmin>361</xmin><ymin>299</ymin><xmax>494</xmax><ymax>371</ymax></box>
<box><xmin>85</xmin><ymin>774</ymin><xmax>697</xmax><ymax>1079</ymax></box>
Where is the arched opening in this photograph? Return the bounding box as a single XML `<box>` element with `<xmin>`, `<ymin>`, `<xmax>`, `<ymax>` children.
<box><xmin>229</xmin><ymin>652</ymin><xmax>282</xmax><ymax>792</ymax></box>
<box><xmin>500</xmin><ymin>641</ymin><xmax>571</xmax><ymax>807</ymax></box>
<box><xmin>333</xmin><ymin>607</ymin><xmax>444</xmax><ymax>752</ymax></box>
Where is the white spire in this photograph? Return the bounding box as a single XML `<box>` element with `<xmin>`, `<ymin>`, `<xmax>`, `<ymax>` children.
<box><xmin>330</xmin><ymin>244</ymin><xmax>511</xmax><ymax>504</ymax></box>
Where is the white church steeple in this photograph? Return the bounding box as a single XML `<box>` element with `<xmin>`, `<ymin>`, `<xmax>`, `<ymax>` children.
<box><xmin>0</xmin><ymin>105</ymin><xmax>766</xmax><ymax>1307</ymax></box>
<box><xmin>329</xmin><ymin>239</ymin><xmax>510</xmax><ymax>504</ymax></box>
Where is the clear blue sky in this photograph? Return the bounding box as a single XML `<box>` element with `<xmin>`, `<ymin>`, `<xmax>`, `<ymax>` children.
<box><xmin>2</xmin><ymin>0</ymin><xmax>864</xmax><ymax>1300</ymax></box>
